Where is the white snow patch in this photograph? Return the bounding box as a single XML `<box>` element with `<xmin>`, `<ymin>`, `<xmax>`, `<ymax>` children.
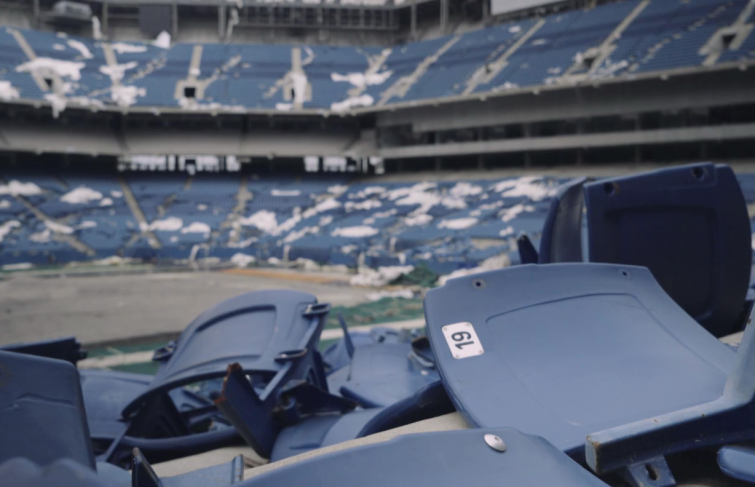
<box><xmin>231</xmin><ymin>253</ymin><xmax>256</xmax><ymax>268</ymax></box>
<box><xmin>0</xmin><ymin>81</ymin><xmax>19</xmax><ymax>101</ymax></box>
<box><xmin>111</xmin><ymin>85</ymin><xmax>146</xmax><ymax>107</ymax></box>
<box><xmin>77</xmin><ymin>221</ymin><xmax>97</xmax><ymax>229</ymax></box>
<box><xmin>67</xmin><ymin>40</ymin><xmax>93</xmax><ymax>59</ymax></box>
<box><xmin>291</xmin><ymin>71</ymin><xmax>308</xmax><ymax>106</ymax></box>
<box><xmin>331</xmin><ymin>94</ymin><xmax>374</xmax><ymax>112</ymax></box>
<box><xmin>92</xmin><ymin>16</ymin><xmax>102</xmax><ymax>40</ymax></box>
<box><xmin>110</xmin><ymin>42</ymin><xmax>148</xmax><ymax>54</ymax></box>
<box><xmin>350</xmin><ymin>186</ymin><xmax>385</xmax><ymax>199</ymax></box>
<box><xmin>0</xmin><ymin>181</ymin><xmax>42</xmax><ymax>196</ymax></box>
<box><xmin>0</xmin><ymin>200</ymin><xmax>10</xmax><ymax>209</ymax></box>
<box><xmin>438</xmin><ymin>217</ymin><xmax>478</xmax><ymax>230</ymax></box>
<box><xmin>3</xmin><ymin>262</ymin><xmax>32</xmax><ymax>270</ymax></box>
<box><xmin>509</xmin><ymin>25</ymin><xmax>522</xmax><ymax>33</ymax></box>
<box><xmin>61</xmin><ymin>186</ymin><xmax>103</xmax><ymax>204</ymax></box>
<box><xmin>150</xmin><ymin>217</ymin><xmax>183</xmax><ymax>232</ymax></box>
<box><xmin>227</xmin><ymin>236</ymin><xmax>257</xmax><ymax>248</ymax></box>
<box><xmin>99</xmin><ymin>198</ymin><xmax>113</xmax><ymax>206</ymax></box>
<box><xmin>302</xmin><ymin>198</ymin><xmax>341</xmax><ymax>218</ymax></box>
<box><xmin>350</xmin><ymin>265</ymin><xmax>414</xmax><ymax>287</ymax></box>
<box><xmin>276</xmin><ymin>103</ymin><xmax>294</xmax><ymax>111</ymax></box>
<box><xmin>345</xmin><ymin>200</ymin><xmax>382</xmax><ymax>211</ymax></box>
<box><xmin>154</xmin><ymin>31</ymin><xmax>171</xmax><ymax>49</ymax></box>
<box><xmin>331</xmin><ymin>226</ymin><xmax>379</xmax><ymax>238</ymax></box>
<box><xmin>0</xmin><ymin>220</ymin><xmax>20</xmax><ymax>241</ymax></box>
<box><xmin>532</xmin><ymin>39</ymin><xmax>548</xmax><ymax>46</ymax></box>
<box><xmin>366</xmin><ymin>289</ymin><xmax>414</xmax><ymax>301</ymax></box>
<box><xmin>238</xmin><ymin>210</ymin><xmax>279</xmax><ymax>233</ymax></box>
<box><xmin>16</xmin><ymin>58</ymin><xmax>84</xmax><ymax>80</ymax></box>
<box><xmin>492</xmin><ymin>176</ymin><xmax>553</xmax><ymax>201</ymax></box>
<box><xmin>500</xmin><ymin>203</ymin><xmax>535</xmax><ymax>222</ymax></box>
<box><xmin>499</xmin><ymin>226</ymin><xmax>515</xmax><ymax>237</ymax></box>
<box><xmin>44</xmin><ymin>93</ymin><xmax>68</xmax><ymax>118</ymax></box>
<box><xmin>45</xmin><ymin>220</ymin><xmax>74</xmax><ymax>234</ymax></box>
<box><xmin>341</xmin><ymin>244</ymin><xmax>358</xmax><ymax>253</ymax></box>
<box><xmin>328</xmin><ymin>185</ymin><xmax>349</xmax><ymax>195</ymax></box>
<box><xmin>30</xmin><ymin>229</ymin><xmax>51</xmax><ymax>243</ymax></box>
<box><xmin>111</xmin><ymin>190</ymin><xmax>123</xmax><ymax>198</ymax></box>
<box><xmin>181</xmin><ymin>222</ymin><xmax>211</xmax><ymax>234</ymax></box>
<box><xmin>331</xmin><ymin>71</ymin><xmax>392</xmax><ymax>87</ymax></box>
<box><xmin>272</xmin><ymin>189</ymin><xmax>301</xmax><ymax>196</ymax></box>
<box><xmin>283</xmin><ymin>226</ymin><xmax>319</xmax><ymax>243</ymax></box>
<box><xmin>100</xmin><ymin>62</ymin><xmax>138</xmax><ymax>82</ymax></box>
<box><xmin>319</xmin><ymin>215</ymin><xmax>333</xmax><ymax>226</ymax></box>
<box><xmin>450</xmin><ymin>182</ymin><xmax>483</xmax><ymax>197</ymax></box>
<box><xmin>53</xmin><ymin>43</ymin><xmax>66</xmax><ymax>51</ymax></box>
<box><xmin>404</xmin><ymin>214</ymin><xmax>433</xmax><ymax>226</ymax></box>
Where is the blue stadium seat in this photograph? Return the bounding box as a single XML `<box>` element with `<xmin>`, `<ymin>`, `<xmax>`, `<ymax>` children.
<box><xmin>81</xmin><ymin>290</ymin><xmax>330</xmax><ymax>464</ymax></box>
<box><xmin>424</xmin><ymin>263</ymin><xmax>735</xmax><ymax>458</ymax></box>
<box><xmin>718</xmin><ymin>446</ymin><xmax>755</xmax><ymax>484</ymax></box>
<box><xmin>244</xmin><ymin>427</ymin><xmax>609</xmax><ymax>487</ymax></box>
<box><xmin>584</xmin><ymin>163</ymin><xmax>751</xmax><ymax>337</ymax></box>
<box><xmin>0</xmin><ymin>351</ymin><xmax>95</xmax><ymax>469</ymax></box>
<box><xmin>585</xmin><ymin>308</ymin><xmax>755</xmax><ymax>482</ymax></box>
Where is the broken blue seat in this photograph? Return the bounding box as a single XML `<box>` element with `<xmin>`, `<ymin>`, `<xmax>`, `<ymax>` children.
<box><xmin>520</xmin><ymin>163</ymin><xmax>751</xmax><ymax>338</ymax></box>
<box><xmin>0</xmin><ymin>458</ymin><xmax>115</xmax><ymax>487</ymax></box>
<box><xmin>0</xmin><ymin>351</ymin><xmax>246</xmax><ymax>487</ymax></box>
<box><xmin>424</xmin><ymin>263</ymin><xmax>736</xmax><ymax>461</ymax></box>
<box><xmin>718</xmin><ymin>446</ymin><xmax>755</xmax><ymax>484</ymax></box>
<box><xmin>243</xmin><ymin>428</ymin><xmax>609</xmax><ymax>487</ymax></box>
<box><xmin>585</xmin><ymin>312</ymin><xmax>755</xmax><ymax>486</ymax></box>
<box><xmin>0</xmin><ymin>350</ymin><xmax>95</xmax><ymax>469</ymax></box>
<box><xmin>81</xmin><ymin>290</ymin><xmax>331</xmax><ymax>465</ymax></box>
<box><xmin>269</xmin><ymin>379</ymin><xmax>452</xmax><ymax>461</ymax></box>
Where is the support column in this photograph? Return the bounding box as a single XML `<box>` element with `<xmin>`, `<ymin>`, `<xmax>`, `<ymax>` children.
<box><xmin>411</xmin><ymin>3</ymin><xmax>417</xmax><ymax>40</ymax></box>
<box><xmin>32</xmin><ymin>0</ymin><xmax>40</xmax><ymax>27</ymax></box>
<box><xmin>524</xmin><ymin>152</ymin><xmax>531</xmax><ymax>167</ymax></box>
<box><xmin>172</xmin><ymin>0</ymin><xmax>178</xmax><ymax>40</ymax></box>
<box><xmin>434</xmin><ymin>157</ymin><xmax>442</xmax><ymax>171</ymax></box>
<box><xmin>482</xmin><ymin>0</ymin><xmax>489</xmax><ymax>23</ymax></box>
<box><xmin>102</xmin><ymin>3</ymin><xmax>108</xmax><ymax>37</ymax></box>
<box><xmin>218</xmin><ymin>5</ymin><xmax>226</xmax><ymax>41</ymax></box>
<box><xmin>700</xmin><ymin>142</ymin><xmax>708</xmax><ymax>160</ymax></box>
<box><xmin>477</xmin><ymin>154</ymin><xmax>485</xmax><ymax>170</ymax></box>
<box><xmin>634</xmin><ymin>146</ymin><xmax>642</xmax><ymax>164</ymax></box>
<box><xmin>440</xmin><ymin>0</ymin><xmax>448</xmax><ymax>34</ymax></box>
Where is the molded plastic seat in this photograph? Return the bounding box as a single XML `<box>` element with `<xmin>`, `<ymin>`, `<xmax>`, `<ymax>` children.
<box><xmin>718</xmin><ymin>446</ymin><xmax>755</xmax><ymax>484</ymax></box>
<box><xmin>424</xmin><ymin>264</ymin><xmax>735</xmax><ymax>457</ymax></box>
<box><xmin>0</xmin><ymin>351</ymin><xmax>95</xmax><ymax>469</ymax></box>
<box><xmin>270</xmin><ymin>380</ymin><xmax>453</xmax><ymax>461</ymax></box>
<box><xmin>536</xmin><ymin>177</ymin><xmax>588</xmax><ymax>264</ymax></box>
<box><xmin>522</xmin><ymin>164</ymin><xmax>750</xmax><ymax>338</ymax></box>
<box><xmin>80</xmin><ymin>290</ymin><xmax>330</xmax><ymax>464</ymax></box>
<box><xmin>338</xmin><ymin>343</ymin><xmax>439</xmax><ymax>408</ymax></box>
<box><xmin>0</xmin><ymin>458</ymin><xmax>114</xmax><ymax>487</ymax></box>
<box><xmin>122</xmin><ymin>289</ymin><xmax>329</xmax><ymax>417</ymax></box>
<box><xmin>246</xmin><ymin>428</ymin><xmax>609</xmax><ymax>487</ymax></box>
<box><xmin>584</xmin><ymin>163</ymin><xmax>750</xmax><ymax>337</ymax></box>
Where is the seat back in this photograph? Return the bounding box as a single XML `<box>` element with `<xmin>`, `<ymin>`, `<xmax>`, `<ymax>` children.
<box><xmin>122</xmin><ymin>290</ymin><xmax>329</xmax><ymax>417</ymax></box>
<box><xmin>424</xmin><ymin>264</ymin><xmax>734</xmax><ymax>455</ymax></box>
<box><xmin>538</xmin><ymin>177</ymin><xmax>588</xmax><ymax>264</ymax></box>
<box><xmin>584</xmin><ymin>163</ymin><xmax>750</xmax><ymax>337</ymax></box>
<box><xmin>0</xmin><ymin>351</ymin><xmax>95</xmax><ymax>469</ymax></box>
<box><xmin>245</xmin><ymin>428</ymin><xmax>610</xmax><ymax>487</ymax></box>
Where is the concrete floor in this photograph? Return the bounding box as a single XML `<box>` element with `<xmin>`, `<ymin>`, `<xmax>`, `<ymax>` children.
<box><xmin>0</xmin><ymin>270</ymin><xmax>371</xmax><ymax>346</ymax></box>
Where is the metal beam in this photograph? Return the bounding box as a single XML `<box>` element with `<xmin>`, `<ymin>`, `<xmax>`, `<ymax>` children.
<box><xmin>378</xmin><ymin>122</ymin><xmax>755</xmax><ymax>159</ymax></box>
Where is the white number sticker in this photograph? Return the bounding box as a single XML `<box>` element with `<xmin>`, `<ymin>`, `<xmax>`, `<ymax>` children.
<box><xmin>442</xmin><ymin>322</ymin><xmax>484</xmax><ymax>359</ymax></box>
